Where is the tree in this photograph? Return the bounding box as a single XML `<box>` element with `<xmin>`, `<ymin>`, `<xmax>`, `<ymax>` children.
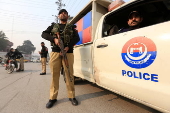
<box><xmin>0</xmin><ymin>31</ymin><xmax>6</xmax><ymax>38</ymax></box>
<box><xmin>17</xmin><ymin>40</ymin><xmax>36</xmax><ymax>54</ymax></box>
<box><xmin>0</xmin><ymin>31</ymin><xmax>13</xmax><ymax>52</ymax></box>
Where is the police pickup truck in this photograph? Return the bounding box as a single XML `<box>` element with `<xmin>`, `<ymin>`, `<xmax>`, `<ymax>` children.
<box><xmin>70</xmin><ymin>0</ymin><xmax>170</xmax><ymax>112</ymax></box>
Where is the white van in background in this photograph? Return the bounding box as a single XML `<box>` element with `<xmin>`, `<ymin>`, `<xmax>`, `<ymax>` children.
<box><xmin>32</xmin><ymin>58</ymin><xmax>40</xmax><ymax>63</ymax></box>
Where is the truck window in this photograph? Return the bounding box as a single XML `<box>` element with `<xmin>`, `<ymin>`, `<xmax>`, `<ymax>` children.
<box><xmin>103</xmin><ymin>0</ymin><xmax>170</xmax><ymax>37</ymax></box>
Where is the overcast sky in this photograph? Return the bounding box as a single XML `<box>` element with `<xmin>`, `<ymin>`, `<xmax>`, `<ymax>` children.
<box><xmin>0</xmin><ymin>0</ymin><xmax>130</xmax><ymax>54</ymax></box>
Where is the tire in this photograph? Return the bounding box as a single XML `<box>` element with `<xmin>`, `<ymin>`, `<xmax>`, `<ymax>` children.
<box><xmin>7</xmin><ymin>65</ymin><xmax>14</xmax><ymax>74</ymax></box>
<box><xmin>1</xmin><ymin>63</ymin><xmax>4</xmax><ymax>66</ymax></box>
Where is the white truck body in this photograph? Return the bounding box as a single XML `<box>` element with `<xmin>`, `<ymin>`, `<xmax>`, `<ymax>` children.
<box><xmin>70</xmin><ymin>0</ymin><xmax>170</xmax><ymax>112</ymax></box>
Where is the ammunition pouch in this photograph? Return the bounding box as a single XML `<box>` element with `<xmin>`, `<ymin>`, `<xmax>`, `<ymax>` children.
<box><xmin>51</xmin><ymin>23</ymin><xmax>75</xmax><ymax>47</ymax></box>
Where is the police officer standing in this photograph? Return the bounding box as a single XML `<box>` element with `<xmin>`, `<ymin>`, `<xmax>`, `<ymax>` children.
<box><xmin>15</xmin><ymin>49</ymin><xmax>24</xmax><ymax>72</ymax></box>
<box><xmin>41</xmin><ymin>9</ymin><xmax>80</xmax><ymax>108</ymax></box>
<box><xmin>39</xmin><ymin>42</ymin><xmax>48</xmax><ymax>75</ymax></box>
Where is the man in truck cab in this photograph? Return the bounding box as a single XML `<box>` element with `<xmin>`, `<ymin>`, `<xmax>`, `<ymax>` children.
<box><xmin>118</xmin><ymin>11</ymin><xmax>143</xmax><ymax>33</ymax></box>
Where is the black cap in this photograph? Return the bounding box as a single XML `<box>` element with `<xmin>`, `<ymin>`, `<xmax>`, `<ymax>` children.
<box><xmin>41</xmin><ymin>42</ymin><xmax>44</xmax><ymax>44</ymax></box>
<box><xmin>58</xmin><ymin>9</ymin><xmax>68</xmax><ymax>15</ymax></box>
<box><xmin>128</xmin><ymin>11</ymin><xmax>142</xmax><ymax>18</ymax></box>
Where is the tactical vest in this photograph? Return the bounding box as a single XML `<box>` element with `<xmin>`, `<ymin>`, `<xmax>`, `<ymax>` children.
<box><xmin>51</xmin><ymin>23</ymin><xmax>74</xmax><ymax>46</ymax></box>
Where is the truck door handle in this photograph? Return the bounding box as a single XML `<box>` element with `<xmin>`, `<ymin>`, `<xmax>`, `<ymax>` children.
<box><xmin>97</xmin><ymin>44</ymin><xmax>108</xmax><ymax>48</ymax></box>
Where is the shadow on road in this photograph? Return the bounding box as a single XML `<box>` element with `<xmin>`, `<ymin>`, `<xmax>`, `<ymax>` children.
<box><xmin>57</xmin><ymin>79</ymin><xmax>161</xmax><ymax>113</ymax></box>
<box><xmin>56</xmin><ymin>90</ymin><xmax>112</xmax><ymax>106</ymax></box>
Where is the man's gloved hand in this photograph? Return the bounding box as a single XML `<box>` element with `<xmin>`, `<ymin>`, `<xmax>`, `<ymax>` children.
<box><xmin>54</xmin><ymin>38</ymin><xmax>59</xmax><ymax>46</ymax></box>
<box><xmin>64</xmin><ymin>47</ymin><xmax>69</xmax><ymax>52</ymax></box>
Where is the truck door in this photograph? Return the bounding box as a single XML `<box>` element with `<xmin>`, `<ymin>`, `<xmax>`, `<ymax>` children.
<box><xmin>93</xmin><ymin>0</ymin><xmax>170</xmax><ymax>112</ymax></box>
<box><xmin>93</xmin><ymin>16</ymin><xmax>124</xmax><ymax>88</ymax></box>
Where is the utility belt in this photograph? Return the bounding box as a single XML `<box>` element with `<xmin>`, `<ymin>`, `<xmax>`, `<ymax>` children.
<box><xmin>51</xmin><ymin>42</ymin><xmax>68</xmax><ymax>48</ymax></box>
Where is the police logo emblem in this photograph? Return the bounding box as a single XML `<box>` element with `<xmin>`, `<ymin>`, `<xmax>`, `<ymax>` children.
<box><xmin>121</xmin><ymin>37</ymin><xmax>157</xmax><ymax>69</ymax></box>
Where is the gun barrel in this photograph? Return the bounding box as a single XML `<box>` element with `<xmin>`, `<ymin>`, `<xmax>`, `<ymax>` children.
<box><xmin>56</xmin><ymin>32</ymin><xmax>72</xmax><ymax>82</ymax></box>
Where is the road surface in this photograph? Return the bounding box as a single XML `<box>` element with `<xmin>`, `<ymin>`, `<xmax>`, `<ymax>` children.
<box><xmin>0</xmin><ymin>63</ymin><xmax>161</xmax><ymax>113</ymax></box>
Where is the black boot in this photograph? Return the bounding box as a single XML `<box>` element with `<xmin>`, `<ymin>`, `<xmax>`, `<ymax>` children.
<box><xmin>46</xmin><ymin>99</ymin><xmax>57</xmax><ymax>108</ymax></box>
<box><xmin>69</xmin><ymin>98</ymin><xmax>78</xmax><ymax>106</ymax></box>
<box><xmin>16</xmin><ymin>69</ymin><xmax>21</xmax><ymax>72</ymax></box>
<box><xmin>40</xmin><ymin>72</ymin><xmax>46</xmax><ymax>75</ymax></box>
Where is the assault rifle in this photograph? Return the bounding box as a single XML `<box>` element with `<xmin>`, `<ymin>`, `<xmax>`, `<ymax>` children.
<box><xmin>56</xmin><ymin>32</ymin><xmax>73</xmax><ymax>82</ymax></box>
